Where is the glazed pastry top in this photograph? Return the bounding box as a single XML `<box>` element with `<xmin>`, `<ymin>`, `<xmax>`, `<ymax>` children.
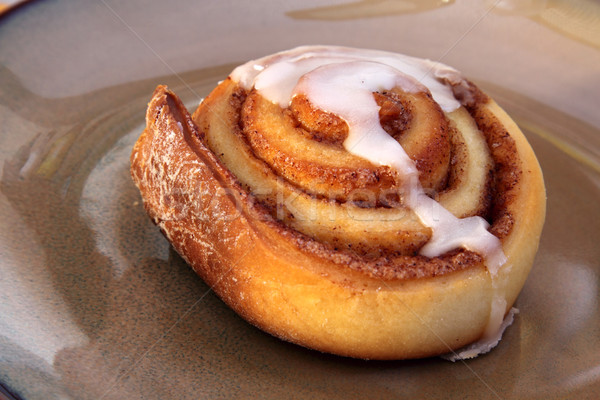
<box><xmin>230</xmin><ymin>45</ymin><xmax>506</xmax><ymax>271</ymax></box>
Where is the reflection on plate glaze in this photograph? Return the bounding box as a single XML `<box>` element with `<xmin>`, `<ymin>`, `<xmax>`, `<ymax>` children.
<box><xmin>516</xmin><ymin>119</ymin><xmax>600</xmax><ymax>175</ymax></box>
<box><xmin>0</xmin><ymin>64</ymin><xmax>232</xmax><ymax>399</ymax></box>
<box><xmin>287</xmin><ymin>0</ymin><xmax>600</xmax><ymax>49</ymax></box>
<box><xmin>489</xmin><ymin>0</ymin><xmax>600</xmax><ymax>49</ymax></box>
<box><xmin>286</xmin><ymin>0</ymin><xmax>453</xmax><ymax>20</ymax></box>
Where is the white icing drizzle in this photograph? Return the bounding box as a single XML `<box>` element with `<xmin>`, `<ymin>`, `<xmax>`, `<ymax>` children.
<box><xmin>232</xmin><ymin>45</ymin><xmax>463</xmax><ymax>112</ymax></box>
<box><xmin>442</xmin><ymin>307</ymin><xmax>518</xmax><ymax>361</ymax></box>
<box><xmin>231</xmin><ymin>46</ymin><xmax>510</xmax><ymax>357</ymax></box>
<box><xmin>232</xmin><ymin>45</ymin><xmax>506</xmax><ymax>269</ymax></box>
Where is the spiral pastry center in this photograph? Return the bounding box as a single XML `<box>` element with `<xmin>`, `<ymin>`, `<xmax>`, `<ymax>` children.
<box><xmin>230</xmin><ymin>46</ymin><xmax>506</xmax><ymax>271</ymax></box>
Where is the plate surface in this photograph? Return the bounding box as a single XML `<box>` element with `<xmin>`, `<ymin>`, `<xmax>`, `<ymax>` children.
<box><xmin>1</xmin><ymin>1</ymin><xmax>599</xmax><ymax>399</ymax></box>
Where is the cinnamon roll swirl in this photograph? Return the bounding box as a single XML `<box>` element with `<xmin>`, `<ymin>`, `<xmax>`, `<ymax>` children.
<box><xmin>130</xmin><ymin>46</ymin><xmax>545</xmax><ymax>360</ymax></box>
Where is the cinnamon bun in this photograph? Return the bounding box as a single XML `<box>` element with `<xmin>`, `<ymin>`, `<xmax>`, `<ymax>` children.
<box><xmin>130</xmin><ymin>46</ymin><xmax>546</xmax><ymax>360</ymax></box>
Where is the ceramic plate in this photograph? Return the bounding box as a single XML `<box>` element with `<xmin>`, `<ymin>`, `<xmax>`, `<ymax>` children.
<box><xmin>1</xmin><ymin>0</ymin><xmax>599</xmax><ymax>399</ymax></box>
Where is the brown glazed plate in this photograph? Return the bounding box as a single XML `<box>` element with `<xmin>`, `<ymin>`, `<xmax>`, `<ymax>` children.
<box><xmin>1</xmin><ymin>0</ymin><xmax>599</xmax><ymax>399</ymax></box>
